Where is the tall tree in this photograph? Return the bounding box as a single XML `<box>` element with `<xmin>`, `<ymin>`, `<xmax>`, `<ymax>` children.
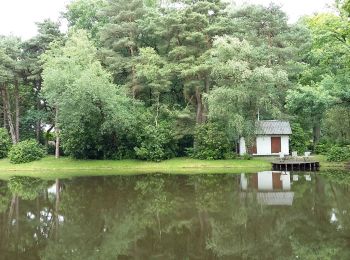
<box><xmin>208</xmin><ymin>36</ymin><xmax>288</xmax><ymax>143</ymax></box>
<box><xmin>22</xmin><ymin>20</ymin><xmax>64</xmax><ymax>142</ymax></box>
<box><xmin>42</xmin><ymin>30</ymin><xmax>133</xmax><ymax>159</ymax></box>
<box><xmin>0</xmin><ymin>36</ymin><xmax>24</xmax><ymax>144</ymax></box>
<box><xmin>63</xmin><ymin>0</ymin><xmax>107</xmax><ymax>41</ymax></box>
<box><xmin>99</xmin><ymin>0</ymin><xmax>146</xmax><ymax>98</ymax></box>
<box><xmin>166</xmin><ymin>0</ymin><xmax>232</xmax><ymax>124</ymax></box>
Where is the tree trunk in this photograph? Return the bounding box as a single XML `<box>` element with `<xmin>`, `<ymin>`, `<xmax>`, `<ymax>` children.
<box><xmin>14</xmin><ymin>81</ymin><xmax>20</xmax><ymax>142</ymax></box>
<box><xmin>36</xmin><ymin>81</ymin><xmax>42</xmax><ymax>142</ymax></box>
<box><xmin>3</xmin><ymin>106</ymin><xmax>7</xmax><ymax>128</ymax></box>
<box><xmin>36</xmin><ymin>120</ymin><xmax>41</xmax><ymax>141</ymax></box>
<box><xmin>313</xmin><ymin>122</ymin><xmax>321</xmax><ymax>149</ymax></box>
<box><xmin>45</xmin><ymin>125</ymin><xmax>54</xmax><ymax>147</ymax></box>
<box><xmin>55</xmin><ymin>107</ymin><xmax>60</xmax><ymax>158</ymax></box>
<box><xmin>1</xmin><ymin>85</ymin><xmax>17</xmax><ymax>144</ymax></box>
<box><xmin>155</xmin><ymin>93</ymin><xmax>160</xmax><ymax>127</ymax></box>
<box><xmin>202</xmin><ymin>77</ymin><xmax>210</xmax><ymax>122</ymax></box>
<box><xmin>195</xmin><ymin>87</ymin><xmax>203</xmax><ymax>124</ymax></box>
<box><xmin>129</xmin><ymin>45</ymin><xmax>138</xmax><ymax>99</ymax></box>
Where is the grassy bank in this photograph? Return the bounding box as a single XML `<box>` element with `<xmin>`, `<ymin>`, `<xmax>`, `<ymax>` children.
<box><xmin>0</xmin><ymin>155</ymin><xmax>345</xmax><ymax>180</ymax></box>
<box><xmin>0</xmin><ymin>156</ymin><xmax>272</xmax><ymax>179</ymax></box>
<box><xmin>314</xmin><ymin>155</ymin><xmax>347</xmax><ymax>169</ymax></box>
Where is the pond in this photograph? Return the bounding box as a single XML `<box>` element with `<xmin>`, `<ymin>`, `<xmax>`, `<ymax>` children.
<box><xmin>0</xmin><ymin>171</ymin><xmax>350</xmax><ymax>259</ymax></box>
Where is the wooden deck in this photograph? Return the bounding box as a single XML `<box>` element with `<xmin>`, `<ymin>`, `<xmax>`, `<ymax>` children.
<box><xmin>272</xmin><ymin>159</ymin><xmax>320</xmax><ymax>171</ymax></box>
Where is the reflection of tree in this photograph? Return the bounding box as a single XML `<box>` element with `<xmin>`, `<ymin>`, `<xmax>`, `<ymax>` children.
<box><xmin>8</xmin><ymin>176</ymin><xmax>49</xmax><ymax>200</ymax></box>
<box><xmin>0</xmin><ymin>177</ymin><xmax>54</xmax><ymax>260</ymax></box>
<box><xmin>1</xmin><ymin>173</ymin><xmax>350</xmax><ymax>259</ymax></box>
<box><xmin>135</xmin><ymin>175</ymin><xmax>175</xmax><ymax>237</ymax></box>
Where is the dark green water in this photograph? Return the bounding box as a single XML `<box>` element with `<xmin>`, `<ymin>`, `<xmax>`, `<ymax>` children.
<box><xmin>0</xmin><ymin>171</ymin><xmax>350</xmax><ymax>259</ymax></box>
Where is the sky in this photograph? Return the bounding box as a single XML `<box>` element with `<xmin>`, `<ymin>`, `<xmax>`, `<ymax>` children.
<box><xmin>0</xmin><ymin>0</ymin><xmax>335</xmax><ymax>40</ymax></box>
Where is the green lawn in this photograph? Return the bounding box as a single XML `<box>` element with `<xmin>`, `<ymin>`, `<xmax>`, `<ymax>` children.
<box><xmin>0</xmin><ymin>156</ymin><xmax>271</xmax><ymax>179</ymax></box>
<box><xmin>0</xmin><ymin>155</ymin><xmax>345</xmax><ymax>180</ymax></box>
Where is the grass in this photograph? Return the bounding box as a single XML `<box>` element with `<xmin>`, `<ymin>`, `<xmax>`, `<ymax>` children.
<box><xmin>0</xmin><ymin>155</ymin><xmax>345</xmax><ymax>180</ymax></box>
<box><xmin>0</xmin><ymin>156</ymin><xmax>272</xmax><ymax>180</ymax></box>
<box><xmin>314</xmin><ymin>154</ymin><xmax>347</xmax><ymax>168</ymax></box>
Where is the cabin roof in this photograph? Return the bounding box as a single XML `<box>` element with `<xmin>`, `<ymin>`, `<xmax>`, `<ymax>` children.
<box><xmin>256</xmin><ymin>120</ymin><xmax>292</xmax><ymax>135</ymax></box>
<box><xmin>257</xmin><ymin>192</ymin><xmax>294</xmax><ymax>206</ymax></box>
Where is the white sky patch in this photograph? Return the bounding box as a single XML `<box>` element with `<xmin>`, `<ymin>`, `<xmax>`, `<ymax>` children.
<box><xmin>0</xmin><ymin>0</ymin><xmax>71</xmax><ymax>40</ymax></box>
<box><xmin>0</xmin><ymin>0</ymin><xmax>336</xmax><ymax>39</ymax></box>
<box><xmin>231</xmin><ymin>0</ymin><xmax>335</xmax><ymax>22</ymax></box>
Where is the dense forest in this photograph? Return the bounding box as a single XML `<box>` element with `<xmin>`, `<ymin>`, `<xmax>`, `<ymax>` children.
<box><xmin>1</xmin><ymin>0</ymin><xmax>350</xmax><ymax>161</ymax></box>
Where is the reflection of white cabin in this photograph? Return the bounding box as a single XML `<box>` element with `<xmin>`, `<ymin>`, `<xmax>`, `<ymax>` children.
<box><xmin>240</xmin><ymin>172</ymin><xmax>294</xmax><ymax>206</ymax></box>
<box><xmin>239</xmin><ymin>120</ymin><xmax>292</xmax><ymax>156</ymax></box>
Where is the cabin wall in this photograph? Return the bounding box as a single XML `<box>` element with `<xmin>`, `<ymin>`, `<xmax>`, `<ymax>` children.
<box><xmin>239</xmin><ymin>135</ymin><xmax>290</xmax><ymax>156</ymax></box>
<box><xmin>281</xmin><ymin>136</ymin><xmax>289</xmax><ymax>155</ymax></box>
<box><xmin>256</xmin><ymin>136</ymin><xmax>271</xmax><ymax>155</ymax></box>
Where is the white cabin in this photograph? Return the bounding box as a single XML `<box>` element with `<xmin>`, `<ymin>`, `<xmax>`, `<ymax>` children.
<box><xmin>239</xmin><ymin>120</ymin><xmax>292</xmax><ymax>156</ymax></box>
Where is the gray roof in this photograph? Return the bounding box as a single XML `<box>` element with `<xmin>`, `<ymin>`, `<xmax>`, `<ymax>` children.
<box><xmin>257</xmin><ymin>192</ymin><xmax>294</xmax><ymax>206</ymax></box>
<box><xmin>256</xmin><ymin>120</ymin><xmax>292</xmax><ymax>135</ymax></box>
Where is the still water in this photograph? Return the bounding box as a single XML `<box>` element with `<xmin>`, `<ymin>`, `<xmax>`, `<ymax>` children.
<box><xmin>0</xmin><ymin>171</ymin><xmax>350</xmax><ymax>259</ymax></box>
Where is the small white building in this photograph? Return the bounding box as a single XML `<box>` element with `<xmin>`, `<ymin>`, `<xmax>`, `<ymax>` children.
<box><xmin>239</xmin><ymin>120</ymin><xmax>292</xmax><ymax>156</ymax></box>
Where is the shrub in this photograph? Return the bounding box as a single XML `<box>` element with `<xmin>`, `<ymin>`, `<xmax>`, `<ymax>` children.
<box><xmin>0</xmin><ymin>128</ymin><xmax>12</xmax><ymax>159</ymax></box>
<box><xmin>224</xmin><ymin>151</ymin><xmax>238</xmax><ymax>160</ymax></box>
<box><xmin>241</xmin><ymin>153</ymin><xmax>253</xmax><ymax>160</ymax></box>
<box><xmin>290</xmin><ymin>123</ymin><xmax>309</xmax><ymax>154</ymax></box>
<box><xmin>135</xmin><ymin>122</ymin><xmax>177</xmax><ymax>161</ymax></box>
<box><xmin>191</xmin><ymin>122</ymin><xmax>230</xmax><ymax>160</ymax></box>
<box><xmin>326</xmin><ymin>146</ymin><xmax>350</xmax><ymax>162</ymax></box>
<box><xmin>315</xmin><ymin>142</ymin><xmax>332</xmax><ymax>155</ymax></box>
<box><xmin>8</xmin><ymin>139</ymin><xmax>46</xmax><ymax>164</ymax></box>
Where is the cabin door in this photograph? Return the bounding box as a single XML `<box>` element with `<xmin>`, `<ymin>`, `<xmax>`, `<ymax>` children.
<box><xmin>271</xmin><ymin>137</ymin><xmax>281</xmax><ymax>154</ymax></box>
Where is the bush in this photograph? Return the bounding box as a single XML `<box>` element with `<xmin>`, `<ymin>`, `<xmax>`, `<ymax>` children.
<box><xmin>290</xmin><ymin>123</ymin><xmax>309</xmax><ymax>154</ymax></box>
<box><xmin>191</xmin><ymin>122</ymin><xmax>230</xmax><ymax>160</ymax></box>
<box><xmin>326</xmin><ymin>146</ymin><xmax>350</xmax><ymax>162</ymax></box>
<box><xmin>0</xmin><ymin>128</ymin><xmax>12</xmax><ymax>159</ymax></box>
<box><xmin>241</xmin><ymin>153</ymin><xmax>253</xmax><ymax>160</ymax></box>
<box><xmin>315</xmin><ymin>142</ymin><xmax>332</xmax><ymax>155</ymax></box>
<box><xmin>223</xmin><ymin>151</ymin><xmax>238</xmax><ymax>160</ymax></box>
<box><xmin>8</xmin><ymin>139</ymin><xmax>46</xmax><ymax>164</ymax></box>
<box><xmin>135</xmin><ymin>122</ymin><xmax>177</xmax><ymax>161</ymax></box>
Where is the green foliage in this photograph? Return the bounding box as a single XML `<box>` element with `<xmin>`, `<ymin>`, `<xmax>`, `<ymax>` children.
<box><xmin>135</xmin><ymin>122</ymin><xmax>177</xmax><ymax>161</ymax></box>
<box><xmin>3</xmin><ymin>1</ymin><xmax>349</xmax><ymax>161</ymax></box>
<box><xmin>42</xmin><ymin>30</ymin><xmax>135</xmax><ymax>159</ymax></box>
<box><xmin>285</xmin><ymin>85</ymin><xmax>331</xmax><ymax>126</ymax></box>
<box><xmin>290</xmin><ymin>123</ymin><xmax>310</xmax><ymax>154</ymax></box>
<box><xmin>223</xmin><ymin>151</ymin><xmax>238</xmax><ymax>160</ymax></box>
<box><xmin>326</xmin><ymin>146</ymin><xmax>350</xmax><ymax>162</ymax></box>
<box><xmin>191</xmin><ymin>122</ymin><xmax>230</xmax><ymax>160</ymax></box>
<box><xmin>0</xmin><ymin>128</ymin><xmax>12</xmax><ymax>158</ymax></box>
<box><xmin>241</xmin><ymin>153</ymin><xmax>253</xmax><ymax>160</ymax></box>
<box><xmin>323</xmin><ymin>106</ymin><xmax>350</xmax><ymax>143</ymax></box>
<box><xmin>8</xmin><ymin>139</ymin><xmax>46</xmax><ymax>164</ymax></box>
<box><xmin>64</xmin><ymin>0</ymin><xmax>107</xmax><ymax>41</ymax></box>
<box><xmin>314</xmin><ymin>141</ymin><xmax>332</xmax><ymax>155</ymax></box>
<box><xmin>208</xmin><ymin>36</ymin><xmax>288</xmax><ymax>141</ymax></box>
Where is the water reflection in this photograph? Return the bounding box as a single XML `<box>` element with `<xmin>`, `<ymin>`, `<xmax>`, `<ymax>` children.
<box><xmin>241</xmin><ymin>172</ymin><xmax>295</xmax><ymax>206</ymax></box>
<box><xmin>0</xmin><ymin>171</ymin><xmax>349</xmax><ymax>259</ymax></box>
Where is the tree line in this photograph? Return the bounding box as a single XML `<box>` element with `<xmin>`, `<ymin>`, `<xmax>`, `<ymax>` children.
<box><xmin>1</xmin><ymin>0</ymin><xmax>350</xmax><ymax>161</ymax></box>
